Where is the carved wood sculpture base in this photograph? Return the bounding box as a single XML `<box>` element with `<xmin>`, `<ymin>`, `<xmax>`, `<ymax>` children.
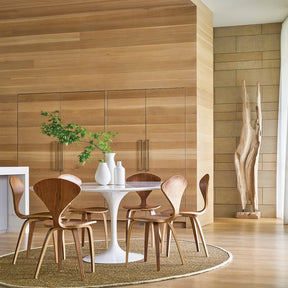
<box><xmin>236</xmin><ymin>211</ymin><xmax>261</xmax><ymax>219</ymax></box>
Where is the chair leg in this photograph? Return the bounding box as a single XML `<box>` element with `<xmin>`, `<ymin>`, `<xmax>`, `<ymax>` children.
<box><xmin>61</xmin><ymin>230</ymin><xmax>66</xmax><ymax>260</ymax></box>
<box><xmin>86</xmin><ymin>226</ymin><xmax>95</xmax><ymax>273</ymax></box>
<box><xmin>189</xmin><ymin>216</ymin><xmax>200</xmax><ymax>252</ymax></box>
<box><xmin>26</xmin><ymin>221</ymin><xmax>36</xmax><ymax>258</ymax></box>
<box><xmin>144</xmin><ymin>222</ymin><xmax>150</xmax><ymax>262</ymax></box>
<box><xmin>52</xmin><ymin>230</ymin><xmax>59</xmax><ymax>263</ymax></box>
<box><xmin>149</xmin><ymin>210</ymin><xmax>156</xmax><ymax>247</ymax></box>
<box><xmin>57</xmin><ymin>229</ymin><xmax>64</xmax><ymax>272</ymax></box>
<box><xmin>34</xmin><ymin>228</ymin><xmax>56</xmax><ymax>279</ymax></box>
<box><xmin>165</xmin><ymin>221</ymin><xmax>172</xmax><ymax>257</ymax></box>
<box><xmin>126</xmin><ymin>210</ymin><xmax>135</xmax><ymax>245</ymax></box>
<box><xmin>71</xmin><ymin>228</ymin><xmax>85</xmax><ymax>281</ymax></box>
<box><xmin>153</xmin><ymin>222</ymin><xmax>161</xmax><ymax>271</ymax></box>
<box><xmin>194</xmin><ymin>216</ymin><xmax>209</xmax><ymax>257</ymax></box>
<box><xmin>126</xmin><ymin>220</ymin><xmax>137</xmax><ymax>266</ymax></box>
<box><xmin>125</xmin><ymin>210</ymin><xmax>131</xmax><ymax>245</ymax></box>
<box><xmin>102</xmin><ymin>212</ymin><xmax>109</xmax><ymax>249</ymax></box>
<box><xmin>13</xmin><ymin>219</ymin><xmax>33</xmax><ymax>264</ymax></box>
<box><xmin>161</xmin><ymin>223</ymin><xmax>167</xmax><ymax>254</ymax></box>
<box><xmin>81</xmin><ymin>213</ymin><xmax>86</xmax><ymax>247</ymax></box>
<box><xmin>167</xmin><ymin>222</ymin><xmax>184</xmax><ymax>265</ymax></box>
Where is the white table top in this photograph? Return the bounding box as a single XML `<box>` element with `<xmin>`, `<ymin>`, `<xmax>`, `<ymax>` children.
<box><xmin>81</xmin><ymin>181</ymin><xmax>162</xmax><ymax>192</ymax></box>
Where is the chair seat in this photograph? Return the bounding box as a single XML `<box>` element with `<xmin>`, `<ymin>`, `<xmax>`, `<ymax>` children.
<box><xmin>129</xmin><ymin>214</ymin><xmax>170</xmax><ymax>223</ymax></box>
<box><xmin>43</xmin><ymin>219</ymin><xmax>96</xmax><ymax>229</ymax></box>
<box><xmin>62</xmin><ymin>220</ymin><xmax>97</xmax><ymax>229</ymax></box>
<box><xmin>27</xmin><ymin>211</ymin><xmax>51</xmax><ymax>219</ymax></box>
<box><xmin>161</xmin><ymin>209</ymin><xmax>202</xmax><ymax>217</ymax></box>
<box><xmin>179</xmin><ymin>210</ymin><xmax>202</xmax><ymax>217</ymax></box>
<box><xmin>69</xmin><ymin>206</ymin><xmax>108</xmax><ymax>213</ymax></box>
<box><xmin>122</xmin><ymin>204</ymin><xmax>160</xmax><ymax>210</ymax></box>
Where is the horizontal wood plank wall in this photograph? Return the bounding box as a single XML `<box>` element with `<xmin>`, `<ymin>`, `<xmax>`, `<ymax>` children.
<box><xmin>0</xmin><ymin>1</ymin><xmax>197</xmax><ymax>94</ymax></box>
<box><xmin>0</xmin><ymin>95</ymin><xmax>17</xmax><ymax>166</ymax></box>
<box><xmin>214</xmin><ymin>23</ymin><xmax>281</xmax><ymax>217</ymax></box>
<box><xmin>0</xmin><ymin>0</ymin><xmax>213</xmax><ymax>223</ymax></box>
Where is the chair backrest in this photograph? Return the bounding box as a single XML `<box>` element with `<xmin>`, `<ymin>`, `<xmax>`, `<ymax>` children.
<box><xmin>58</xmin><ymin>174</ymin><xmax>82</xmax><ymax>186</ymax></box>
<box><xmin>33</xmin><ymin>178</ymin><xmax>81</xmax><ymax>228</ymax></box>
<box><xmin>126</xmin><ymin>173</ymin><xmax>161</xmax><ymax>206</ymax></box>
<box><xmin>161</xmin><ymin>175</ymin><xmax>187</xmax><ymax>221</ymax></box>
<box><xmin>199</xmin><ymin>174</ymin><xmax>209</xmax><ymax>213</ymax></box>
<box><xmin>9</xmin><ymin>176</ymin><xmax>26</xmax><ymax>219</ymax></box>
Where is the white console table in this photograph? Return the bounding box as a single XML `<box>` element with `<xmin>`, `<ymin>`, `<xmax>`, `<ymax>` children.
<box><xmin>0</xmin><ymin>167</ymin><xmax>29</xmax><ymax>233</ymax></box>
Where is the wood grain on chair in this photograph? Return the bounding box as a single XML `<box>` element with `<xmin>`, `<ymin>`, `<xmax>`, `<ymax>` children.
<box><xmin>9</xmin><ymin>176</ymin><xmax>51</xmax><ymax>264</ymax></box>
<box><xmin>126</xmin><ymin>175</ymin><xmax>187</xmax><ymax>271</ymax></box>
<box><xmin>33</xmin><ymin>178</ymin><xmax>96</xmax><ymax>281</ymax></box>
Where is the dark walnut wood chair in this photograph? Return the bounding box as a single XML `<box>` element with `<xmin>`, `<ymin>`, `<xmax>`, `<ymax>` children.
<box><xmin>163</xmin><ymin>174</ymin><xmax>210</xmax><ymax>257</ymax></box>
<box><xmin>9</xmin><ymin>176</ymin><xmax>51</xmax><ymax>264</ymax></box>
<box><xmin>33</xmin><ymin>178</ymin><xmax>95</xmax><ymax>281</ymax></box>
<box><xmin>123</xmin><ymin>172</ymin><xmax>161</xmax><ymax>246</ymax></box>
<box><xmin>58</xmin><ymin>174</ymin><xmax>109</xmax><ymax>249</ymax></box>
<box><xmin>126</xmin><ymin>175</ymin><xmax>187</xmax><ymax>271</ymax></box>
<box><xmin>180</xmin><ymin>174</ymin><xmax>210</xmax><ymax>257</ymax></box>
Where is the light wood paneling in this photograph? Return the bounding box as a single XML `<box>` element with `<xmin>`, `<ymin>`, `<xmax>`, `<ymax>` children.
<box><xmin>0</xmin><ymin>0</ymin><xmax>213</xmax><ymax>224</ymax></box>
<box><xmin>0</xmin><ymin>95</ymin><xmax>17</xmax><ymax>166</ymax></box>
<box><xmin>193</xmin><ymin>0</ymin><xmax>214</xmax><ymax>225</ymax></box>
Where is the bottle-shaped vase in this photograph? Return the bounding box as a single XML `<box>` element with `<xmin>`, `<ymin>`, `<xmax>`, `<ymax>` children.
<box><xmin>114</xmin><ymin>161</ymin><xmax>125</xmax><ymax>185</ymax></box>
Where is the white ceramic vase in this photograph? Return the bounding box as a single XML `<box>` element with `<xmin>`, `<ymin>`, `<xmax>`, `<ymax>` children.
<box><xmin>95</xmin><ymin>162</ymin><xmax>111</xmax><ymax>185</ymax></box>
<box><xmin>105</xmin><ymin>152</ymin><xmax>116</xmax><ymax>184</ymax></box>
<box><xmin>114</xmin><ymin>161</ymin><xmax>125</xmax><ymax>185</ymax></box>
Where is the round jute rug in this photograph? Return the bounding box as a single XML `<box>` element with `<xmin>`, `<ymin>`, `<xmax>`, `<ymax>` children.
<box><xmin>0</xmin><ymin>239</ymin><xmax>232</xmax><ymax>288</ymax></box>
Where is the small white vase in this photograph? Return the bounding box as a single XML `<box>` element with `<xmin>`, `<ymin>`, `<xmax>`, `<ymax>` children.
<box><xmin>114</xmin><ymin>161</ymin><xmax>125</xmax><ymax>185</ymax></box>
<box><xmin>95</xmin><ymin>162</ymin><xmax>111</xmax><ymax>185</ymax></box>
<box><xmin>105</xmin><ymin>152</ymin><xmax>116</xmax><ymax>184</ymax></box>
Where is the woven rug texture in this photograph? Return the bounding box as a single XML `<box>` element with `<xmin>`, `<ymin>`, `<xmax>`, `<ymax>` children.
<box><xmin>0</xmin><ymin>239</ymin><xmax>232</xmax><ymax>288</ymax></box>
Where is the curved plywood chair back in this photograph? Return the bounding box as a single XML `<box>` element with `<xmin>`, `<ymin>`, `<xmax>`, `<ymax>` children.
<box><xmin>9</xmin><ymin>176</ymin><xmax>26</xmax><ymax>219</ymax></box>
<box><xmin>161</xmin><ymin>175</ymin><xmax>187</xmax><ymax>221</ymax></box>
<box><xmin>34</xmin><ymin>178</ymin><xmax>81</xmax><ymax>227</ymax></box>
<box><xmin>199</xmin><ymin>174</ymin><xmax>209</xmax><ymax>212</ymax></box>
<box><xmin>126</xmin><ymin>173</ymin><xmax>161</xmax><ymax>206</ymax></box>
<box><xmin>58</xmin><ymin>174</ymin><xmax>82</xmax><ymax>186</ymax></box>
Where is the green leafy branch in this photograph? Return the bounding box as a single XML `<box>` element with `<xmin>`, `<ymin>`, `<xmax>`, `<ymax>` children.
<box><xmin>40</xmin><ymin>110</ymin><xmax>118</xmax><ymax>164</ymax></box>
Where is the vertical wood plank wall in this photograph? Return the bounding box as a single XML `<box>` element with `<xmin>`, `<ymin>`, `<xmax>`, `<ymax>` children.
<box><xmin>0</xmin><ymin>0</ymin><xmax>213</xmax><ymax>224</ymax></box>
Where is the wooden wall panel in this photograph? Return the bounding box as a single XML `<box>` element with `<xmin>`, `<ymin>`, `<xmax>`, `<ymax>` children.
<box><xmin>191</xmin><ymin>0</ymin><xmax>214</xmax><ymax>225</ymax></box>
<box><xmin>0</xmin><ymin>0</ymin><xmax>213</xmax><ymax>224</ymax></box>
<box><xmin>0</xmin><ymin>95</ymin><xmax>17</xmax><ymax>166</ymax></box>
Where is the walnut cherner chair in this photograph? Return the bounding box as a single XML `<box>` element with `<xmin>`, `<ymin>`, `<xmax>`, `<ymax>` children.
<box><xmin>180</xmin><ymin>174</ymin><xmax>210</xmax><ymax>257</ymax></box>
<box><xmin>33</xmin><ymin>178</ymin><xmax>95</xmax><ymax>281</ymax></box>
<box><xmin>123</xmin><ymin>172</ymin><xmax>161</xmax><ymax>246</ymax></box>
<box><xmin>9</xmin><ymin>176</ymin><xmax>52</xmax><ymax>264</ymax></box>
<box><xmin>126</xmin><ymin>175</ymin><xmax>187</xmax><ymax>271</ymax></box>
<box><xmin>58</xmin><ymin>174</ymin><xmax>109</xmax><ymax>249</ymax></box>
<box><xmin>164</xmin><ymin>174</ymin><xmax>210</xmax><ymax>257</ymax></box>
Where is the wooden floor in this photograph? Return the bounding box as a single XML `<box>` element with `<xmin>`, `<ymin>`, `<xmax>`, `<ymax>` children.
<box><xmin>0</xmin><ymin>218</ymin><xmax>287</xmax><ymax>288</ymax></box>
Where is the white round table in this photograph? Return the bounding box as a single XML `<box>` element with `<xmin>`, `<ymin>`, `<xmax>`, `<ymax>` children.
<box><xmin>81</xmin><ymin>181</ymin><xmax>161</xmax><ymax>264</ymax></box>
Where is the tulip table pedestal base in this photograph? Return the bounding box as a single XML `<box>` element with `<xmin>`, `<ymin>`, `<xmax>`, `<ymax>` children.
<box><xmin>81</xmin><ymin>182</ymin><xmax>162</xmax><ymax>264</ymax></box>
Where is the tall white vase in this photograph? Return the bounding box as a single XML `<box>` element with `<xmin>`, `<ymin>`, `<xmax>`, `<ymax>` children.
<box><xmin>105</xmin><ymin>152</ymin><xmax>116</xmax><ymax>184</ymax></box>
<box><xmin>95</xmin><ymin>162</ymin><xmax>111</xmax><ymax>185</ymax></box>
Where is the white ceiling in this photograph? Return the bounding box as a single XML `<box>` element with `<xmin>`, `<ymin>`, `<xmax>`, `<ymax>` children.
<box><xmin>201</xmin><ymin>0</ymin><xmax>288</xmax><ymax>27</ymax></box>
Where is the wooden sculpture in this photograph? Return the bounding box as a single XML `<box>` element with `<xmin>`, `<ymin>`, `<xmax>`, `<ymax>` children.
<box><xmin>235</xmin><ymin>80</ymin><xmax>262</xmax><ymax>218</ymax></box>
